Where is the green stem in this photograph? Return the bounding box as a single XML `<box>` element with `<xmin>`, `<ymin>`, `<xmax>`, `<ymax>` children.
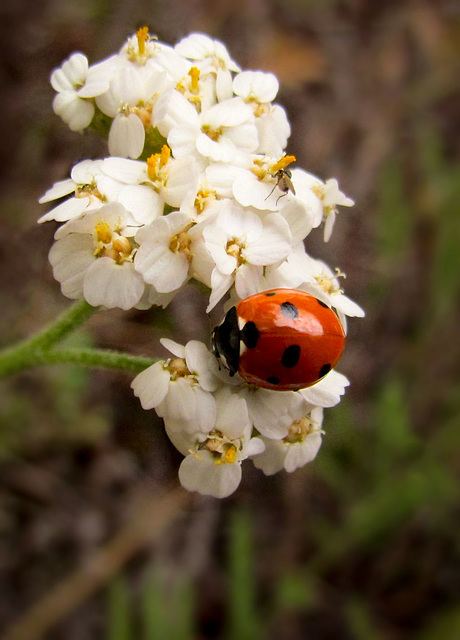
<box><xmin>28</xmin><ymin>299</ymin><xmax>96</xmax><ymax>351</ymax></box>
<box><xmin>39</xmin><ymin>348</ymin><xmax>157</xmax><ymax>373</ymax></box>
<box><xmin>0</xmin><ymin>300</ymin><xmax>157</xmax><ymax>378</ymax></box>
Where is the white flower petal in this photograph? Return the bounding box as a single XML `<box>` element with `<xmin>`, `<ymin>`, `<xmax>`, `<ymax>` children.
<box><xmin>247</xmin><ymin>389</ymin><xmax>301</xmax><ymax>439</ymax></box>
<box><xmin>299</xmin><ymin>370</ymin><xmax>349</xmax><ymax>407</ymax></box>
<box><xmin>178</xmin><ymin>450</ymin><xmax>242</xmax><ymax>498</ymax></box>
<box><xmin>244</xmin><ymin>214</ymin><xmax>291</xmax><ymax>265</ymax></box>
<box><xmin>243</xmin><ymin>437</ymin><xmax>265</xmax><ymax>458</ymax></box>
<box><xmin>252</xmin><ymin>439</ymin><xmax>287</xmax><ymax>476</ymax></box>
<box><xmin>38</xmin><ymin>197</ymin><xmax>90</xmax><ymax>224</ymax></box>
<box><xmin>118</xmin><ymin>185</ymin><xmax>163</xmax><ymax>224</ymax></box>
<box><xmin>331</xmin><ymin>293</ymin><xmax>366</xmax><ymax>318</ymax></box>
<box><xmin>52</xmin><ymin>93</ymin><xmax>95</xmax><ymax>131</ymax></box>
<box><xmin>131</xmin><ymin>362</ymin><xmax>170</xmax><ymax>409</ymax></box>
<box><xmin>49</xmin><ymin>234</ymin><xmax>95</xmax><ymax>299</ymax></box>
<box><xmin>215</xmin><ymin>389</ymin><xmax>249</xmax><ymax>439</ymax></box>
<box><xmin>284</xmin><ymin>433</ymin><xmax>322</xmax><ymax>473</ymax></box>
<box><xmin>157</xmin><ymin>378</ymin><xmax>196</xmax><ymax>422</ymax></box>
<box><xmin>101</xmin><ymin>157</ymin><xmax>145</xmax><ymax>183</ymax></box>
<box><xmin>233</xmin><ymin>71</ymin><xmax>279</xmax><ymax>103</ymax></box>
<box><xmin>185</xmin><ymin>341</ymin><xmax>218</xmax><ymax>392</ymax></box>
<box><xmin>191</xmin><ymin>387</ymin><xmax>217</xmax><ymax>433</ymax></box>
<box><xmin>51</xmin><ymin>53</ymin><xmax>88</xmax><ymax>92</ymax></box>
<box><xmin>207</xmin><ymin>269</ymin><xmax>234</xmax><ymax>312</ymax></box>
<box><xmin>234</xmin><ymin>263</ymin><xmax>263</xmax><ymax>300</ymax></box>
<box><xmin>135</xmin><ymin>244</ymin><xmax>189</xmax><ymax>292</ymax></box>
<box><xmin>108</xmin><ymin>113</ymin><xmax>145</xmax><ymax>159</ymax></box>
<box><xmin>159</xmin><ymin>338</ymin><xmax>186</xmax><ymax>359</ymax></box>
<box><xmin>83</xmin><ymin>258</ymin><xmax>144</xmax><ymax>310</ymax></box>
<box><xmin>39</xmin><ymin>179</ymin><xmax>76</xmax><ymax>204</ymax></box>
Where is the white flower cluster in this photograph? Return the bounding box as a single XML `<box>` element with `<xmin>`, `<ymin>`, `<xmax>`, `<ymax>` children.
<box><xmin>132</xmin><ymin>337</ymin><xmax>350</xmax><ymax>498</ymax></box>
<box><xmin>40</xmin><ymin>29</ymin><xmax>364</xmax><ymax>498</ymax></box>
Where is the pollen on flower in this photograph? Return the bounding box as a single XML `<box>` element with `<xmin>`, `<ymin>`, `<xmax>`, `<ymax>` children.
<box><xmin>137</xmin><ymin>27</ymin><xmax>149</xmax><ymax>56</ymax></box>
<box><xmin>225</xmin><ymin>444</ymin><xmax>237</xmax><ymax>464</ymax></box>
<box><xmin>271</xmin><ymin>155</ymin><xmax>296</xmax><ymax>173</ymax></box>
<box><xmin>95</xmin><ymin>221</ymin><xmax>112</xmax><ymax>244</ymax></box>
<box><xmin>188</xmin><ymin>67</ymin><xmax>200</xmax><ymax>93</ymax></box>
<box><xmin>127</xmin><ymin>26</ymin><xmax>158</xmax><ymax>63</ymax></box>
<box><xmin>160</xmin><ymin>144</ymin><xmax>171</xmax><ymax>167</ymax></box>
<box><xmin>146</xmin><ymin>146</ymin><xmax>170</xmax><ymax>183</ymax></box>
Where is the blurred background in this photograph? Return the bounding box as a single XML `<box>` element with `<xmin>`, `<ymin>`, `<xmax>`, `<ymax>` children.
<box><xmin>0</xmin><ymin>0</ymin><xmax>459</xmax><ymax>638</ymax></box>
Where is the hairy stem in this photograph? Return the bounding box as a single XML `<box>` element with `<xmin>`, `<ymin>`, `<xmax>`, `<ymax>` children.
<box><xmin>0</xmin><ymin>300</ymin><xmax>156</xmax><ymax>378</ymax></box>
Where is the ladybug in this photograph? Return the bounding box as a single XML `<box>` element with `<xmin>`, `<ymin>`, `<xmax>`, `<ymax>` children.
<box><xmin>212</xmin><ymin>289</ymin><xmax>345</xmax><ymax>391</ymax></box>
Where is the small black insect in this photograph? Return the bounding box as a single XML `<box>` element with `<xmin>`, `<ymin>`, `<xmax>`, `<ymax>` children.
<box><xmin>266</xmin><ymin>168</ymin><xmax>296</xmax><ymax>205</ymax></box>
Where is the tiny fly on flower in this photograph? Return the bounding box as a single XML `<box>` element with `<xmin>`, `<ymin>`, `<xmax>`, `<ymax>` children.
<box><xmin>266</xmin><ymin>156</ymin><xmax>296</xmax><ymax>205</ymax></box>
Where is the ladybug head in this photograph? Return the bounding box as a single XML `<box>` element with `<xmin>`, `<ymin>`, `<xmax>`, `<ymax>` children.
<box><xmin>211</xmin><ymin>306</ymin><xmax>240</xmax><ymax>376</ymax></box>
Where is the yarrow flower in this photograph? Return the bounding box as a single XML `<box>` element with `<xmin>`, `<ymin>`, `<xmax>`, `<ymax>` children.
<box><xmin>40</xmin><ymin>27</ymin><xmax>364</xmax><ymax>498</ymax></box>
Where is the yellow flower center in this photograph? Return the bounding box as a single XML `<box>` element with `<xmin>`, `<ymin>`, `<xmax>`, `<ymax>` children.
<box><xmin>93</xmin><ymin>220</ymin><xmax>135</xmax><ymax>264</ymax></box>
<box><xmin>75</xmin><ymin>183</ymin><xmax>104</xmax><ymax>201</ymax></box>
<box><xmin>202</xmin><ymin>125</ymin><xmax>222</xmax><ymax>141</ymax></box>
<box><xmin>314</xmin><ymin>268</ymin><xmax>345</xmax><ymax>295</ymax></box>
<box><xmin>226</xmin><ymin>239</ymin><xmax>245</xmax><ymax>265</ymax></box>
<box><xmin>169</xmin><ymin>230</ymin><xmax>192</xmax><ymax>259</ymax></box>
<box><xmin>202</xmin><ymin>431</ymin><xmax>240</xmax><ymax>465</ymax></box>
<box><xmin>284</xmin><ymin>416</ymin><xmax>316</xmax><ymax>444</ymax></box>
<box><xmin>167</xmin><ymin>358</ymin><xmax>189</xmax><ymax>379</ymax></box>
<box><xmin>312</xmin><ymin>183</ymin><xmax>325</xmax><ymax>200</ymax></box>
<box><xmin>194</xmin><ymin>186</ymin><xmax>217</xmax><ymax>214</ymax></box>
<box><xmin>245</xmin><ymin>99</ymin><xmax>270</xmax><ymax>118</ymax></box>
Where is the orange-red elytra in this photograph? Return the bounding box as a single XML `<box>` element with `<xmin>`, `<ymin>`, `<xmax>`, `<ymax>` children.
<box><xmin>212</xmin><ymin>289</ymin><xmax>346</xmax><ymax>391</ymax></box>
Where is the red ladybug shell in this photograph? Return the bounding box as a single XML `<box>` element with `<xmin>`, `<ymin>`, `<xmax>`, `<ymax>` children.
<box><xmin>212</xmin><ymin>289</ymin><xmax>345</xmax><ymax>391</ymax></box>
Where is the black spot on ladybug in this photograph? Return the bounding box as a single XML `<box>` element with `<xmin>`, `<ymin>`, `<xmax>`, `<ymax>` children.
<box><xmin>264</xmin><ymin>292</ymin><xmax>276</xmax><ymax>296</ymax></box>
<box><xmin>316</xmin><ymin>299</ymin><xmax>329</xmax><ymax>308</ymax></box>
<box><xmin>280</xmin><ymin>302</ymin><xmax>299</xmax><ymax>319</ymax></box>
<box><xmin>267</xmin><ymin>376</ymin><xmax>280</xmax><ymax>385</ymax></box>
<box><xmin>319</xmin><ymin>364</ymin><xmax>331</xmax><ymax>378</ymax></box>
<box><xmin>281</xmin><ymin>345</ymin><xmax>301</xmax><ymax>368</ymax></box>
<box><xmin>241</xmin><ymin>321</ymin><xmax>259</xmax><ymax>348</ymax></box>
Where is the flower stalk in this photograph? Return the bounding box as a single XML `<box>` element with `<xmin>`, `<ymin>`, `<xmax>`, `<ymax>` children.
<box><xmin>0</xmin><ymin>300</ymin><xmax>156</xmax><ymax>377</ymax></box>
